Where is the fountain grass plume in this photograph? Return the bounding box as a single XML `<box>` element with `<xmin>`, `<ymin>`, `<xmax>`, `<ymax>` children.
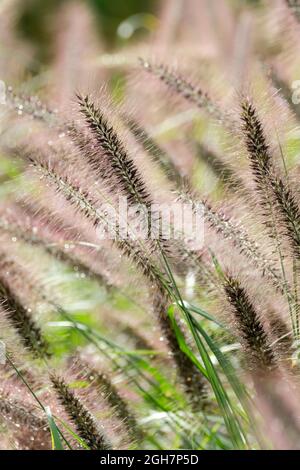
<box><xmin>0</xmin><ymin>275</ymin><xmax>50</xmax><ymax>358</ymax></box>
<box><xmin>77</xmin><ymin>94</ymin><xmax>153</xmax><ymax>209</ymax></box>
<box><xmin>223</xmin><ymin>274</ymin><xmax>277</xmax><ymax>371</ymax></box>
<box><xmin>50</xmin><ymin>374</ymin><xmax>112</xmax><ymax>450</ymax></box>
<box><xmin>241</xmin><ymin>97</ymin><xmax>300</xmax><ymax>259</ymax></box>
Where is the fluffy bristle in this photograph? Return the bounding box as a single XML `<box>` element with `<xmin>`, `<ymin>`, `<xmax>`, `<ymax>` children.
<box><xmin>241</xmin><ymin>98</ymin><xmax>272</xmax><ymax>185</ymax></box>
<box><xmin>50</xmin><ymin>374</ymin><xmax>111</xmax><ymax>450</ymax></box>
<box><xmin>139</xmin><ymin>59</ymin><xmax>225</xmax><ymax>123</ymax></box>
<box><xmin>223</xmin><ymin>274</ymin><xmax>276</xmax><ymax>371</ymax></box>
<box><xmin>84</xmin><ymin>365</ymin><xmax>142</xmax><ymax>442</ymax></box>
<box><xmin>0</xmin><ymin>276</ymin><xmax>50</xmax><ymax>358</ymax></box>
<box><xmin>77</xmin><ymin>94</ymin><xmax>152</xmax><ymax>208</ymax></box>
<box><xmin>241</xmin><ymin>97</ymin><xmax>300</xmax><ymax>259</ymax></box>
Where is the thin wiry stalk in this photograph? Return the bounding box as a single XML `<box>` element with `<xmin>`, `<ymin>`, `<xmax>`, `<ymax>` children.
<box><xmin>223</xmin><ymin>274</ymin><xmax>277</xmax><ymax>371</ymax></box>
<box><xmin>0</xmin><ymin>276</ymin><xmax>50</xmax><ymax>358</ymax></box>
<box><xmin>50</xmin><ymin>374</ymin><xmax>111</xmax><ymax>450</ymax></box>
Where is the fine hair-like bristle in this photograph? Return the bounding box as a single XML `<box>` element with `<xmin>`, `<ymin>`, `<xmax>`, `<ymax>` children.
<box><xmin>116</xmin><ymin>239</ymin><xmax>208</xmax><ymax>405</ymax></box>
<box><xmin>5</xmin><ymin>0</ymin><xmax>300</xmax><ymax>449</ymax></box>
<box><xmin>268</xmin><ymin>312</ymin><xmax>294</xmax><ymax>362</ymax></box>
<box><xmin>0</xmin><ymin>392</ymin><xmax>50</xmax><ymax>450</ymax></box>
<box><xmin>51</xmin><ymin>374</ymin><xmax>112</xmax><ymax>450</ymax></box>
<box><xmin>241</xmin><ymin>98</ymin><xmax>272</xmax><ymax>187</ymax></box>
<box><xmin>182</xmin><ymin>191</ymin><xmax>284</xmax><ymax>293</ymax></box>
<box><xmin>269</xmin><ymin>65</ymin><xmax>300</xmax><ymax>121</ymax></box>
<box><xmin>0</xmin><ymin>213</ymin><xmax>111</xmax><ymax>289</ymax></box>
<box><xmin>269</xmin><ymin>175</ymin><xmax>300</xmax><ymax>258</ymax></box>
<box><xmin>139</xmin><ymin>59</ymin><xmax>228</xmax><ymax>125</ymax></box>
<box><xmin>84</xmin><ymin>366</ymin><xmax>142</xmax><ymax>441</ymax></box>
<box><xmin>0</xmin><ymin>395</ymin><xmax>48</xmax><ymax>431</ymax></box>
<box><xmin>5</xmin><ymin>87</ymin><xmax>57</xmax><ymax>125</ymax></box>
<box><xmin>196</xmin><ymin>143</ymin><xmax>244</xmax><ymax>191</ymax></box>
<box><xmin>241</xmin><ymin>98</ymin><xmax>300</xmax><ymax>259</ymax></box>
<box><xmin>0</xmin><ymin>276</ymin><xmax>50</xmax><ymax>358</ymax></box>
<box><xmin>124</xmin><ymin>115</ymin><xmax>182</xmax><ymax>185</ymax></box>
<box><xmin>77</xmin><ymin>94</ymin><xmax>152</xmax><ymax>209</ymax></box>
<box><xmin>223</xmin><ymin>274</ymin><xmax>277</xmax><ymax>371</ymax></box>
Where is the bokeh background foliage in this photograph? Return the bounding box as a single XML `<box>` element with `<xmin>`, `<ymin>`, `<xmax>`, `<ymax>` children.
<box><xmin>17</xmin><ymin>0</ymin><xmax>158</xmax><ymax>62</ymax></box>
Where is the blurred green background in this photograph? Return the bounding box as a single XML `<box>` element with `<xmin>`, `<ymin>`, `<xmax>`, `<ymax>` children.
<box><xmin>16</xmin><ymin>0</ymin><xmax>262</xmax><ymax>65</ymax></box>
<box><xmin>17</xmin><ymin>0</ymin><xmax>159</xmax><ymax>63</ymax></box>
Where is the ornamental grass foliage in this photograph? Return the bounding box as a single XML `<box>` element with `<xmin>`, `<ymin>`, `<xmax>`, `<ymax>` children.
<box><xmin>1</xmin><ymin>0</ymin><xmax>300</xmax><ymax>450</ymax></box>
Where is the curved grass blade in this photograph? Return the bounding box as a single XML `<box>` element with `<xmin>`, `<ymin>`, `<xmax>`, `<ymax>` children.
<box><xmin>45</xmin><ymin>407</ymin><xmax>64</xmax><ymax>450</ymax></box>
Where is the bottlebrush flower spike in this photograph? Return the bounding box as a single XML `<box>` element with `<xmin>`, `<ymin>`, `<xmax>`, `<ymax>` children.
<box><xmin>241</xmin><ymin>97</ymin><xmax>300</xmax><ymax>259</ymax></box>
<box><xmin>0</xmin><ymin>389</ymin><xmax>50</xmax><ymax>450</ymax></box>
<box><xmin>139</xmin><ymin>59</ymin><xmax>230</xmax><ymax>126</ymax></box>
<box><xmin>77</xmin><ymin>94</ymin><xmax>153</xmax><ymax>209</ymax></box>
<box><xmin>83</xmin><ymin>364</ymin><xmax>143</xmax><ymax>442</ymax></box>
<box><xmin>0</xmin><ymin>275</ymin><xmax>50</xmax><ymax>358</ymax></box>
<box><xmin>50</xmin><ymin>374</ymin><xmax>112</xmax><ymax>450</ymax></box>
<box><xmin>223</xmin><ymin>274</ymin><xmax>277</xmax><ymax>371</ymax></box>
